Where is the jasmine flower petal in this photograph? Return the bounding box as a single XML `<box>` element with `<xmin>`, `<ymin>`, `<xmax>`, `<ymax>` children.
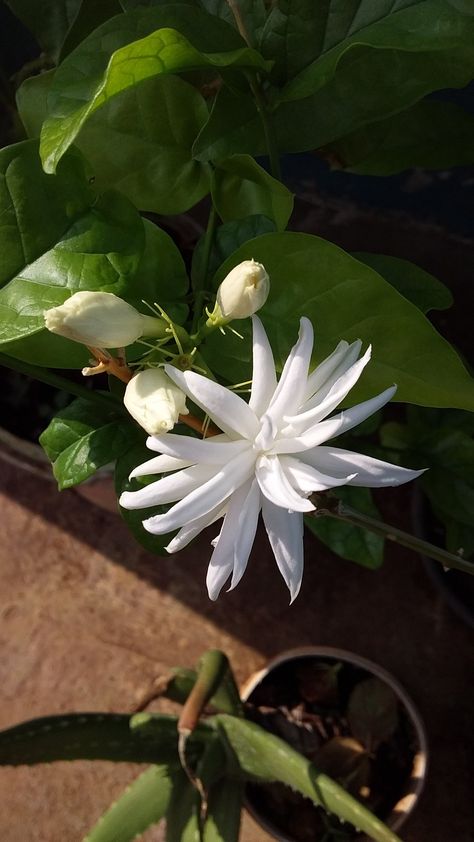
<box><xmin>164</xmin><ymin>365</ymin><xmax>259</xmax><ymax>439</ymax></box>
<box><xmin>302</xmin><ymin>446</ymin><xmax>426</xmax><ymax>487</ymax></box>
<box><xmin>119</xmin><ymin>464</ymin><xmax>216</xmax><ymax>510</ymax></box>
<box><xmin>256</xmin><ymin>454</ymin><xmax>315</xmax><ymax>513</ymax></box>
<box><xmin>249</xmin><ymin>315</ymin><xmax>277</xmax><ymax>416</ymax></box>
<box><xmin>262</xmin><ymin>498</ymin><xmax>304</xmax><ymax>603</ymax></box>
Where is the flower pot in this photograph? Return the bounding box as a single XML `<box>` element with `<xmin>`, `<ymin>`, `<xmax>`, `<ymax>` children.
<box><xmin>241</xmin><ymin>647</ymin><xmax>428</xmax><ymax>842</ymax></box>
<box><xmin>412</xmin><ymin>487</ymin><xmax>474</xmax><ymax>629</ymax></box>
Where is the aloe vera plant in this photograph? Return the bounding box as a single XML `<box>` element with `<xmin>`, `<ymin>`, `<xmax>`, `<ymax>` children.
<box><xmin>0</xmin><ymin>650</ymin><xmax>404</xmax><ymax>842</ymax></box>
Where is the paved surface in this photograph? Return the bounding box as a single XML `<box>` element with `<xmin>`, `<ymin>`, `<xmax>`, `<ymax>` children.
<box><xmin>0</xmin><ymin>458</ymin><xmax>473</xmax><ymax>841</ymax></box>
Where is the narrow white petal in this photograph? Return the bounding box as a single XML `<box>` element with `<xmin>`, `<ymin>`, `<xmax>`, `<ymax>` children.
<box><xmin>273</xmin><ymin>386</ymin><xmax>397</xmax><ymax>453</ymax></box>
<box><xmin>266</xmin><ymin>317</ymin><xmax>314</xmax><ymax>425</ymax></box>
<box><xmin>119</xmin><ymin>464</ymin><xmax>216</xmax><ymax>510</ymax></box>
<box><xmin>284</xmin><ymin>346</ymin><xmax>371</xmax><ymax>431</ymax></box>
<box><xmin>302</xmin><ymin>446</ymin><xmax>426</xmax><ymax>487</ymax></box>
<box><xmin>165</xmin><ymin>504</ymin><xmax>226</xmax><ymax>553</ymax></box>
<box><xmin>147</xmin><ymin>434</ymin><xmax>250</xmax><ymax>465</ymax></box>
<box><xmin>256</xmin><ymin>455</ymin><xmax>315</xmax><ymax>513</ymax></box>
<box><xmin>280</xmin><ymin>455</ymin><xmax>356</xmax><ymax>493</ymax></box>
<box><xmin>206</xmin><ymin>479</ymin><xmax>261</xmax><ymax>599</ymax></box>
<box><xmin>130</xmin><ymin>455</ymin><xmax>192</xmax><ymax>479</ymax></box>
<box><xmin>229</xmin><ymin>479</ymin><xmax>261</xmax><ymax>591</ymax></box>
<box><xmin>303</xmin><ymin>340</ymin><xmax>362</xmax><ymax>406</ymax></box>
<box><xmin>249</xmin><ymin>316</ymin><xmax>277</xmax><ymax>417</ymax></box>
<box><xmin>164</xmin><ymin>364</ymin><xmax>259</xmax><ymax>439</ymax></box>
<box><xmin>143</xmin><ymin>448</ymin><xmax>255</xmax><ymax>534</ymax></box>
<box><xmin>262</xmin><ymin>498</ymin><xmax>304</xmax><ymax>603</ymax></box>
<box><xmin>146</xmin><ymin>432</ymin><xmax>229</xmax><ymax>452</ymax></box>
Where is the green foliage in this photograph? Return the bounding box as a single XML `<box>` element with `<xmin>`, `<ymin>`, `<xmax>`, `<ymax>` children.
<box><xmin>330</xmin><ymin>99</ymin><xmax>474</xmax><ymax>175</ymax></box>
<box><xmin>0</xmin><ymin>140</ymin><xmax>144</xmax><ymax>361</ymax></box>
<box><xmin>39</xmin><ymin>397</ymin><xmax>137</xmax><ymax>489</ymax></box>
<box><xmin>214</xmin><ymin>714</ymin><xmax>402</xmax><ymax>842</ymax></box>
<box><xmin>191</xmin><ymin>215</ymin><xmax>276</xmax><ymax>286</ymax></box>
<box><xmin>381</xmin><ymin>409</ymin><xmax>474</xmax><ymax>556</ymax></box>
<box><xmin>5</xmin><ymin>0</ymin><xmax>83</xmax><ymax>61</ymax></box>
<box><xmin>18</xmin><ymin>71</ymin><xmax>212</xmax><ymax>215</ymax></box>
<box><xmin>353</xmin><ymin>253</ymin><xmax>453</xmax><ymax>314</ymax></box>
<box><xmin>280</xmin><ymin>0</ymin><xmax>474</xmax><ymax>101</ymax></box>
<box><xmin>84</xmin><ymin>765</ymin><xmax>175</xmax><ymax>842</ymax></box>
<box><xmin>39</xmin><ymin>6</ymin><xmax>271</xmax><ymax>173</ymax></box>
<box><xmin>305</xmin><ymin>487</ymin><xmax>384</xmax><ymax>569</ymax></box>
<box><xmin>212</xmin><ymin>155</ymin><xmax>293</xmax><ymax>231</ymax></box>
<box><xmin>201</xmin><ymin>232</ymin><xmax>474</xmax><ymax>410</ymax></box>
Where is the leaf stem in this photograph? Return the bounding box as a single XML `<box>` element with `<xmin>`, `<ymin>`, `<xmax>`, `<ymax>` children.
<box><xmin>191</xmin><ymin>201</ymin><xmax>218</xmax><ymax>334</ymax></box>
<box><xmin>312</xmin><ymin>496</ymin><xmax>473</xmax><ymax>575</ymax></box>
<box><xmin>249</xmin><ymin>77</ymin><xmax>282</xmax><ymax>181</ymax></box>
<box><xmin>0</xmin><ymin>352</ymin><xmax>123</xmax><ymax>412</ymax></box>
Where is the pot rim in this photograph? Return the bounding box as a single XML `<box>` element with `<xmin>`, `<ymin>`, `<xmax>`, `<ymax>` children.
<box><xmin>241</xmin><ymin>646</ymin><xmax>428</xmax><ymax>840</ymax></box>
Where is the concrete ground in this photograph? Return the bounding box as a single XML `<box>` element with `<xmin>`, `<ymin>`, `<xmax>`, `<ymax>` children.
<box><xmin>0</xmin><ymin>457</ymin><xmax>473</xmax><ymax>842</ymax></box>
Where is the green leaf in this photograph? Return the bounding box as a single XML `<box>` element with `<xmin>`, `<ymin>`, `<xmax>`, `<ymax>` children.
<box><xmin>214</xmin><ymin>715</ymin><xmax>402</xmax><ymax>842</ymax></box>
<box><xmin>60</xmin><ymin>0</ymin><xmax>123</xmax><ymax>59</ymax></box>
<box><xmin>305</xmin><ymin>487</ymin><xmax>384</xmax><ymax>569</ymax></box>
<box><xmin>84</xmin><ymin>765</ymin><xmax>175</xmax><ymax>842</ymax></box>
<box><xmin>131</xmin><ymin>219</ymin><xmax>189</xmax><ymax>314</ymax></box>
<box><xmin>347</xmin><ymin>679</ymin><xmax>399</xmax><ymax>753</ymax></box>
<box><xmin>203</xmin><ymin>779</ymin><xmax>243</xmax><ymax>842</ymax></box>
<box><xmin>4</xmin><ymin>0</ymin><xmax>83</xmax><ymax>61</ymax></box>
<box><xmin>353</xmin><ymin>253</ymin><xmax>453</xmax><ymax>314</ymax></box>
<box><xmin>39</xmin><ymin>6</ymin><xmax>272</xmax><ymax>172</ymax></box>
<box><xmin>212</xmin><ymin>155</ymin><xmax>293</xmax><ymax>231</ymax></box>
<box><xmin>18</xmin><ymin>68</ymin><xmax>212</xmax><ymax>215</ymax></box>
<box><xmin>199</xmin><ymin>0</ymin><xmax>267</xmax><ymax>45</ymax></box>
<box><xmin>200</xmin><ymin>232</ymin><xmax>474</xmax><ymax>411</ymax></box>
<box><xmin>0</xmin><ymin>140</ymin><xmax>144</xmax><ymax>362</ymax></box>
<box><xmin>115</xmin><ymin>440</ymin><xmax>174</xmax><ymax>555</ymax></box>
<box><xmin>329</xmin><ymin>99</ymin><xmax>474</xmax><ymax>175</ymax></box>
<box><xmin>191</xmin><ymin>214</ymin><xmax>276</xmax><ymax>287</ymax></box>
<box><xmin>281</xmin><ymin>0</ymin><xmax>474</xmax><ymax>101</ymax></box>
<box><xmin>0</xmin><ymin>713</ymin><xmax>183</xmax><ymax>766</ymax></box>
<box><xmin>260</xmin><ymin>0</ymin><xmax>330</xmax><ymax>83</ymax></box>
<box><xmin>165</xmin><ymin>771</ymin><xmax>200</xmax><ymax>842</ymax></box>
<box><xmin>39</xmin><ymin>397</ymin><xmax>137</xmax><ymax>490</ymax></box>
<box><xmin>195</xmin><ymin>43</ymin><xmax>474</xmax><ymax>159</ymax></box>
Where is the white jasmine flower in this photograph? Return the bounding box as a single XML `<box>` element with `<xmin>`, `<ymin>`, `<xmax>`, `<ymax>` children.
<box><xmin>44</xmin><ymin>291</ymin><xmax>164</xmax><ymax>348</ymax></box>
<box><xmin>120</xmin><ymin>317</ymin><xmax>423</xmax><ymax>601</ymax></box>
<box><xmin>124</xmin><ymin>369</ymin><xmax>188</xmax><ymax>435</ymax></box>
<box><xmin>216</xmin><ymin>259</ymin><xmax>270</xmax><ymax>319</ymax></box>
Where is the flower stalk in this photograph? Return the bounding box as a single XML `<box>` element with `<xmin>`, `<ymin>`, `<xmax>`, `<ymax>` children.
<box><xmin>312</xmin><ymin>495</ymin><xmax>473</xmax><ymax>576</ymax></box>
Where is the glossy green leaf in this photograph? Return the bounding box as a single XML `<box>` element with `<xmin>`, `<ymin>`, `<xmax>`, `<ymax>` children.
<box><xmin>194</xmin><ymin>43</ymin><xmax>474</xmax><ymax>159</ymax></box>
<box><xmin>305</xmin><ymin>487</ymin><xmax>384</xmax><ymax>569</ymax></box>
<box><xmin>212</xmin><ymin>155</ymin><xmax>293</xmax><ymax>231</ymax></box>
<box><xmin>39</xmin><ymin>6</ymin><xmax>271</xmax><ymax>173</ymax></box>
<box><xmin>115</xmin><ymin>440</ymin><xmax>173</xmax><ymax>555</ymax></box>
<box><xmin>214</xmin><ymin>715</ymin><xmax>401</xmax><ymax>842</ymax></box>
<box><xmin>281</xmin><ymin>0</ymin><xmax>474</xmax><ymax>101</ymax></box>
<box><xmin>84</xmin><ymin>765</ymin><xmax>175</xmax><ymax>842</ymax></box>
<box><xmin>260</xmin><ymin>0</ymin><xmax>329</xmax><ymax>82</ymax></box>
<box><xmin>347</xmin><ymin>679</ymin><xmax>398</xmax><ymax>753</ymax></box>
<box><xmin>18</xmin><ymin>69</ymin><xmax>211</xmax><ymax>215</ymax></box>
<box><xmin>60</xmin><ymin>0</ymin><xmax>123</xmax><ymax>59</ymax></box>
<box><xmin>0</xmin><ymin>713</ymin><xmax>183</xmax><ymax>766</ymax></box>
<box><xmin>192</xmin><ymin>214</ymin><xmax>276</xmax><ymax>287</ymax></box>
<box><xmin>4</xmin><ymin>0</ymin><xmax>82</xmax><ymax>60</ymax></box>
<box><xmin>201</xmin><ymin>232</ymin><xmax>474</xmax><ymax>410</ymax></box>
<box><xmin>39</xmin><ymin>397</ymin><xmax>137</xmax><ymax>489</ymax></box>
<box><xmin>353</xmin><ymin>253</ymin><xmax>453</xmax><ymax>313</ymax></box>
<box><xmin>330</xmin><ymin>100</ymin><xmax>474</xmax><ymax>175</ymax></box>
<box><xmin>0</xmin><ymin>140</ymin><xmax>144</xmax><ymax>362</ymax></box>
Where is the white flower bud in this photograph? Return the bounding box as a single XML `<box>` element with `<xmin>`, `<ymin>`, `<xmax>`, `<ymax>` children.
<box><xmin>216</xmin><ymin>259</ymin><xmax>269</xmax><ymax>319</ymax></box>
<box><xmin>44</xmin><ymin>291</ymin><xmax>161</xmax><ymax>348</ymax></box>
<box><xmin>124</xmin><ymin>368</ymin><xmax>188</xmax><ymax>435</ymax></box>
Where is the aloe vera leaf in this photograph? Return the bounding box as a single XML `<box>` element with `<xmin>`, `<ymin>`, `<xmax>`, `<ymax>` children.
<box><xmin>84</xmin><ymin>764</ymin><xmax>175</xmax><ymax>842</ymax></box>
<box><xmin>214</xmin><ymin>715</ymin><xmax>402</xmax><ymax>842</ymax></box>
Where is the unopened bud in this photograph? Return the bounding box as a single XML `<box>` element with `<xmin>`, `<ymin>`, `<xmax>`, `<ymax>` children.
<box><xmin>44</xmin><ymin>291</ymin><xmax>164</xmax><ymax>348</ymax></box>
<box><xmin>216</xmin><ymin>259</ymin><xmax>269</xmax><ymax>320</ymax></box>
<box><xmin>124</xmin><ymin>369</ymin><xmax>188</xmax><ymax>435</ymax></box>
